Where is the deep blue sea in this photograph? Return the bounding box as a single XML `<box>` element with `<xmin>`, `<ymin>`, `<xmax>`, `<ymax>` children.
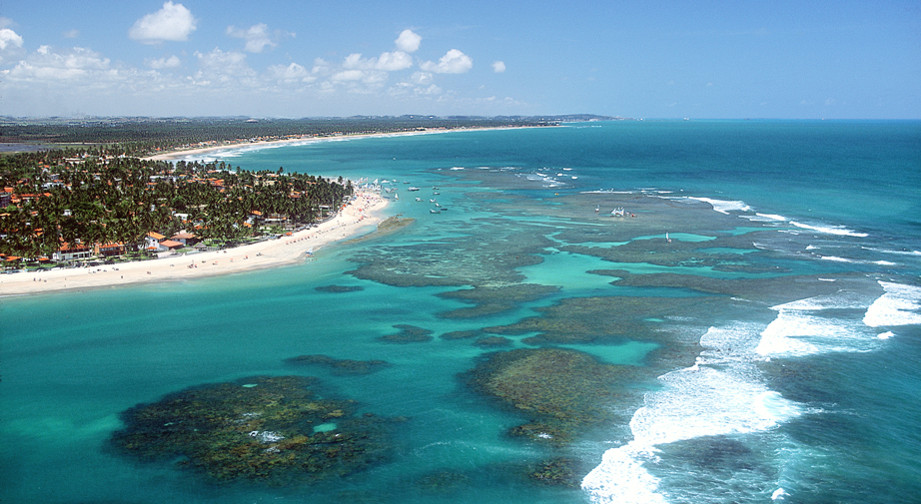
<box><xmin>3</xmin><ymin>120</ymin><xmax>920</xmax><ymax>503</ymax></box>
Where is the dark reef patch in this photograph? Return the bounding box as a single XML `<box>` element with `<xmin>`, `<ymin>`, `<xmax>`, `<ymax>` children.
<box><xmin>348</xmin><ymin>220</ymin><xmax>552</xmax><ymax>289</ymax></box>
<box><xmin>110</xmin><ymin>375</ymin><xmax>398</xmax><ymax>485</ymax></box>
<box><xmin>483</xmin><ymin>295</ymin><xmax>710</xmax><ymax>365</ymax></box>
<box><xmin>314</xmin><ymin>284</ymin><xmax>365</xmax><ymax>293</ymax></box>
<box><xmin>440</xmin><ymin>329</ymin><xmax>484</xmax><ymax>340</ymax></box>
<box><xmin>473</xmin><ymin>336</ymin><xmax>514</xmax><ymax>347</ymax></box>
<box><xmin>462</xmin><ymin>348</ymin><xmax>641</xmax><ymax>444</ymax></box>
<box><xmin>437</xmin><ymin>283</ymin><xmax>559</xmax><ymax>319</ymax></box>
<box><xmin>284</xmin><ymin>354</ymin><xmax>390</xmax><ymax>375</ymax></box>
<box><xmin>377</xmin><ymin>324</ymin><xmax>434</xmax><ymax>343</ymax></box>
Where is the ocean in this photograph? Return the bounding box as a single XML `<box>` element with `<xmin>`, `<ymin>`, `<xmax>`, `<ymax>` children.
<box><xmin>2</xmin><ymin>120</ymin><xmax>920</xmax><ymax>503</ymax></box>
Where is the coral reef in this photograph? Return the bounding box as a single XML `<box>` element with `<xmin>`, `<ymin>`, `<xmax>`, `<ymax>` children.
<box><xmin>110</xmin><ymin>375</ymin><xmax>397</xmax><ymax>485</ymax></box>
<box><xmin>437</xmin><ymin>283</ymin><xmax>559</xmax><ymax>319</ymax></box>
<box><xmin>314</xmin><ymin>285</ymin><xmax>365</xmax><ymax>293</ymax></box>
<box><xmin>527</xmin><ymin>457</ymin><xmax>585</xmax><ymax>488</ymax></box>
<box><xmin>283</xmin><ymin>354</ymin><xmax>390</xmax><ymax>375</ymax></box>
<box><xmin>463</xmin><ymin>348</ymin><xmax>638</xmax><ymax>444</ymax></box>
<box><xmin>377</xmin><ymin>324</ymin><xmax>433</xmax><ymax>343</ymax></box>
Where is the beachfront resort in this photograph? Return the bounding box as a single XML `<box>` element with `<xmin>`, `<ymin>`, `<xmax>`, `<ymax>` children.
<box><xmin>0</xmin><ymin>148</ymin><xmax>354</xmax><ymax>271</ymax></box>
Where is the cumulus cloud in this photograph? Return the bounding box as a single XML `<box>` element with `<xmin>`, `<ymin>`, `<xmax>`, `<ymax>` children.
<box><xmin>147</xmin><ymin>55</ymin><xmax>181</xmax><ymax>69</ymax></box>
<box><xmin>492</xmin><ymin>60</ymin><xmax>506</xmax><ymax>73</ymax></box>
<box><xmin>9</xmin><ymin>45</ymin><xmax>111</xmax><ymax>81</ymax></box>
<box><xmin>268</xmin><ymin>62</ymin><xmax>314</xmax><ymax>83</ymax></box>
<box><xmin>395</xmin><ymin>29</ymin><xmax>421</xmax><ymax>53</ymax></box>
<box><xmin>376</xmin><ymin>51</ymin><xmax>412</xmax><ymax>71</ymax></box>
<box><xmin>0</xmin><ymin>27</ymin><xmax>24</xmax><ymax>50</ymax></box>
<box><xmin>192</xmin><ymin>48</ymin><xmax>257</xmax><ymax>87</ymax></box>
<box><xmin>420</xmin><ymin>49</ymin><xmax>472</xmax><ymax>74</ymax></box>
<box><xmin>340</xmin><ymin>51</ymin><xmax>412</xmax><ymax>73</ymax></box>
<box><xmin>227</xmin><ymin>23</ymin><xmax>280</xmax><ymax>53</ymax></box>
<box><xmin>129</xmin><ymin>1</ymin><xmax>197</xmax><ymax>44</ymax></box>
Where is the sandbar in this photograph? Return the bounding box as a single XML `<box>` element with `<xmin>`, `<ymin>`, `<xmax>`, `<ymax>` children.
<box><xmin>0</xmin><ymin>190</ymin><xmax>387</xmax><ymax>297</ymax></box>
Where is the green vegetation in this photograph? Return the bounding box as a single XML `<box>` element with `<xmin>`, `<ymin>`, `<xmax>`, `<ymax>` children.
<box><xmin>0</xmin><ymin>148</ymin><xmax>351</xmax><ymax>267</ymax></box>
<box><xmin>1</xmin><ymin>116</ymin><xmax>554</xmax><ymax>157</ymax></box>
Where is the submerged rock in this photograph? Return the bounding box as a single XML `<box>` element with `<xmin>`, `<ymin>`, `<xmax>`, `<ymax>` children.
<box><xmin>463</xmin><ymin>348</ymin><xmax>637</xmax><ymax>444</ymax></box>
<box><xmin>437</xmin><ymin>283</ymin><xmax>559</xmax><ymax>319</ymax></box>
<box><xmin>377</xmin><ymin>324</ymin><xmax>433</xmax><ymax>343</ymax></box>
<box><xmin>110</xmin><ymin>375</ymin><xmax>396</xmax><ymax>485</ymax></box>
<box><xmin>314</xmin><ymin>284</ymin><xmax>365</xmax><ymax>293</ymax></box>
<box><xmin>440</xmin><ymin>329</ymin><xmax>483</xmax><ymax>340</ymax></box>
<box><xmin>284</xmin><ymin>354</ymin><xmax>389</xmax><ymax>375</ymax></box>
<box><xmin>527</xmin><ymin>457</ymin><xmax>585</xmax><ymax>488</ymax></box>
<box><xmin>473</xmin><ymin>336</ymin><xmax>513</xmax><ymax>347</ymax></box>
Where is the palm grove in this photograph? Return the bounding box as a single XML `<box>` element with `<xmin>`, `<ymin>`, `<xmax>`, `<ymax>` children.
<box><xmin>0</xmin><ymin>149</ymin><xmax>353</xmax><ymax>265</ymax></box>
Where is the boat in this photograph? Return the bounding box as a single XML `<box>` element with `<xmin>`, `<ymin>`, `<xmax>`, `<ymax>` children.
<box><xmin>408</xmin><ymin>187</ymin><xmax>420</xmax><ymax>192</ymax></box>
<box><xmin>611</xmin><ymin>207</ymin><xmax>625</xmax><ymax>217</ymax></box>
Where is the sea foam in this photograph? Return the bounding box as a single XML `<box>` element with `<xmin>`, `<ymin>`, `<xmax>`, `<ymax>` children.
<box><xmin>583</xmin><ymin>324</ymin><xmax>801</xmax><ymax>503</ymax></box>
<box><xmin>863</xmin><ymin>281</ymin><xmax>921</xmax><ymax>327</ymax></box>
<box><xmin>685</xmin><ymin>197</ymin><xmax>752</xmax><ymax>214</ymax></box>
<box><xmin>788</xmin><ymin>221</ymin><xmax>868</xmax><ymax>238</ymax></box>
<box><xmin>756</xmin><ymin>291</ymin><xmax>882</xmax><ymax>358</ymax></box>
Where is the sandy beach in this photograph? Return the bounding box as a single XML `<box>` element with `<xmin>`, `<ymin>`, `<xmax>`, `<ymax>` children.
<box><xmin>145</xmin><ymin>125</ymin><xmax>538</xmax><ymax>161</ymax></box>
<box><xmin>0</xmin><ymin>189</ymin><xmax>387</xmax><ymax>297</ymax></box>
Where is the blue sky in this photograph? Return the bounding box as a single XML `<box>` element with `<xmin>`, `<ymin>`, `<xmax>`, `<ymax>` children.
<box><xmin>1</xmin><ymin>1</ymin><xmax>919</xmax><ymax>118</ymax></box>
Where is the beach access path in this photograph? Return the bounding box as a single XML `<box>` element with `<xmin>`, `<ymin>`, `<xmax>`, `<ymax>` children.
<box><xmin>0</xmin><ymin>189</ymin><xmax>387</xmax><ymax>297</ymax></box>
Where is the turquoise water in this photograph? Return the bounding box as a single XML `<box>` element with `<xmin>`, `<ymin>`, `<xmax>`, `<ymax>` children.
<box><xmin>2</xmin><ymin>121</ymin><xmax>920</xmax><ymax>503</ymax></box>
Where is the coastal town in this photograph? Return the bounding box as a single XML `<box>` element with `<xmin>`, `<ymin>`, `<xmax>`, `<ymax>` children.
<box><xmin>0</xmin><ymin>146</ymin><xmax>356</xmax><ymax>273</ymax></box>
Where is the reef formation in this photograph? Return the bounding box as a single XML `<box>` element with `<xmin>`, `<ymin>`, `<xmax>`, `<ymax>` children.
<box><xmin>110</xmin><ymin>375</ymin><xmax>397</xmax><ymax>485</ymax></box>
<box><xmin>463</xmin><ymin>348</ymin><xmax>637</xmax><ymax>445</ymax></box>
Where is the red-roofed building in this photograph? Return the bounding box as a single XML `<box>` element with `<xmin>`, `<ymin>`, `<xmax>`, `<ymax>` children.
<box><xmin>159</xmin><ymin>239</ymin><xmax>184</xmax><ymax>250</ymax></box>
<box><xmin>170</xmin><ymin>231</ymin><xmax>198</xmax><ymax>246</ymax></box>
<box><xmin>53</xmin><ymin>242</ymin><xmax>92</xmax><ymax>262</ymax></box>
<box><xmin>96</xmin><ymin>242</ymin><xmax>125</xmax><ymax>257</ymax></box>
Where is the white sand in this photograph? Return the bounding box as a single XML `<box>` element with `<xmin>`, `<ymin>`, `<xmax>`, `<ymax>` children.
<box><xmin>147</xmin><ymin>127</ymin><xmax>489</xmax><ymax>161</ymax></box>
<box><xmin>0</xmin><ymin>190</ymin><xmax>387</xmax><ymax>297</ymax></box>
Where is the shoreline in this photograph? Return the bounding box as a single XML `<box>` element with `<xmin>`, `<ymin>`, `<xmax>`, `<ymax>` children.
<box><xmin>145</xmin><ymin>125</ymin><xmax>538</xmax><ymax>161</ymax></box>
<box><xmin>2</xmin><ymin>125</ymin><xmax>543</xmax><ymax>297</ymax></box>
<box><xmin>0</xmin><ymin>189</ymin><xmax>388</xmax><ymax>297</ymax></box>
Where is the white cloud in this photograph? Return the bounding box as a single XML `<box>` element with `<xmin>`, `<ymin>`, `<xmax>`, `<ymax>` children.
<box><xmin>147</xmin><ymin>55</ymin><xmax>181</xmax><ymax>69</ymax></box>
<box><xmin>268</xmin><ymin>62</ymin><xmax>314</xmax><ymax>83</ymax></box>
<box><xmin>311</xmin><ymin>58</ymin><xmax>332</xmax><ymax>75</ymax></box>
<box><xmin>395</xmin><ymin>29</ymin><xmax>421</xmax><ymax>53</ymax></box>
<box><xmin>129</xmin><ymin>1</ymin><xmax>197</xmax><ymax>44</ymax></box>
<box><xmin>332</xmin><ymin>69</ymin><xmax>365</xmax><ymax>82</ymax></box>
<box><xmin>63</xmin><ymin>29</ymin><xmax>80</xmax><ymax>39</ymax></box>
<box><xmin>492</xmin><ymin>61</ymin><xmax>506</xmax><ymax>73</ymax></box>
<box><xmin>376</xmin><ymin>51</ymin><xmax>412</xmax><ymax>71</ymax></box>
<box><xmin>8</xmin><ymin>46</ymin><xmax>111</xmax><ymax>82</ymax></box>
<box><xmin>420</xmin><ymin>49</ymin><xmax>472</xmax><ymax>74</ymax></box>
<box><xmin>342</xmin><ymin>53</ymin><xmax>370</xmax><ymax>70</ymax></box>
<box><xmin>0</xmin><ymin>27</ymin><xmax>24</xmax><ymax>50</ymax></box>
<box><xmin>410</xmin><ymin>71</ymin><xmax>433</xmax><ymax>85</ymax></box>
<box><xmin>0</xmin><ymin>24</ymin><xmax>24</xmax><ymax>63</ymax></box>
<box><xmin>340</xmin><ymin>50</ymin><xmax>412</xmax><ymax>72</ymax></box>
<box><xmin>192</xmin><ymin>48</ymin><xmax>257</xmax><ymax>87</ymax></box>
<box><xmin>227</xmin><ymin>23</ymin><xmax>278</xmax><ymax>53</ymax></box>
